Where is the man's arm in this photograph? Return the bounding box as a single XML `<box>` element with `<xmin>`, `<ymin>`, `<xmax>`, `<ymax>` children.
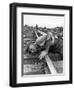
<box><xmin>45</xmin><ymin>39</ymin><xmax>52</xmax><ymax>53</ymax></box>
<box><xmin>39</xmin><ymin>37</ymin><xmax>54</xmax><ymax>60</ymax></box>
<box><xmin>39</xmin><ymin>39</ymin><xmax>51</xmax><ymax>60</ymax></box>
<box><xmin>45</xmin><ymin>33</ymin><xmax>55</xmax><ymax>53</ymax></box>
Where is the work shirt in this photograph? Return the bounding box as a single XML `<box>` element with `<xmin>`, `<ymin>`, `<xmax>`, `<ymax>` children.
<box><xmin>35</xmin><ymin>32</ymin><xmax>55</xmax><ymax>52</ymax></box>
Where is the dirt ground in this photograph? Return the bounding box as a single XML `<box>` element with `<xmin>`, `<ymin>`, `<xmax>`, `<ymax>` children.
<box><xmin>23</xmin><ymin>58</ymin><xmax>63</xmax><ymax>75</ymax></box>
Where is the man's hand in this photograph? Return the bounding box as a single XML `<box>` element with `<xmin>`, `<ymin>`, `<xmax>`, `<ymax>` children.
<box><xmin>39</xmin><ymin>51</ymin><xmax>48</xmax><ymax>60</ymax></box>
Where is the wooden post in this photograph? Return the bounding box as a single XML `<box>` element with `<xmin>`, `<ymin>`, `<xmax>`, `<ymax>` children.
<box><xmin>45</xmin><ymin>55</ymin><xmax>57</xmax><ymax>75</ymax></box>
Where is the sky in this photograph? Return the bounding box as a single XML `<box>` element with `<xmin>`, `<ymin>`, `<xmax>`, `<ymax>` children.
<box><xmin>23</xmin><ymin>15</ymin><xmax>64</xmax><ymax>28</ymax></box>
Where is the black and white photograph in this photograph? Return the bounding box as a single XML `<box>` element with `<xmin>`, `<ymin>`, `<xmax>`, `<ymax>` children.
<box><xmin>10</xmin><ymin>3</ymin><xmax>72</xmax><ymax>87</ymax></box>
<box><xmin>22</xmin><ymin>13</ymin><xmax>64</xmax><ymax>75</ymax></box>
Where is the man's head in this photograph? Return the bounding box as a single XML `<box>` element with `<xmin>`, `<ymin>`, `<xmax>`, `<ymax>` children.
<box><xmin>28</xmin><ymin>43</ymin><xmax>37</xmax><ymax>53</ymax></box>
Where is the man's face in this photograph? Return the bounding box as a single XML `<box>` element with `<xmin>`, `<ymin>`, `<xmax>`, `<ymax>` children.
<box><xmin>29</xmin><ymin>44</ymin><xmax>36</xmax><ymax>53</ymax></box>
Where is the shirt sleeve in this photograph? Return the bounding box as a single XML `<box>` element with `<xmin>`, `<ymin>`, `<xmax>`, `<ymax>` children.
<box><xmin>46</xmin><ymin>32</ymin><xmax>55</xmax><ymax>44</ymax></box>
<box><xmin>46</xmin><ymin>32</ymin><xmax>52</xmax><ymax>40</ymax></box>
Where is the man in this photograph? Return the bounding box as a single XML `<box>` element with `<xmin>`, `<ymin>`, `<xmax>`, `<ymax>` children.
<box><xmin>28</xmin><ymin>29</ymin><xmax>55</xmax><ymax>60</ymax></box>
<box><xmin>36</xmin><ymin>30</ymin><xmax>55</xmax><ymax>59</ymax></box>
